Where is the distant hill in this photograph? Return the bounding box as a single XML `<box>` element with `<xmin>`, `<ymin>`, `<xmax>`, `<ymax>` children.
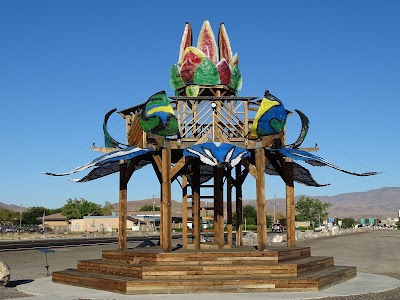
<box><xmin>110</xmin><ymin>198</ymin><xmax>183</xmax><ymax>213</ymax></box>
<box><xmin>0</xmin><ymin>202</ymin><xmax>26</xmax><ymax>212</ymax></box>
<box><xmin>110</xmin><ymin>187</ymin><xmax>400</xmax><ymax>220</ymax></box>
<box><xmin>3</xmin><ymin>187</ymin><xmax>399</xmax><ymax>220</ymax></box>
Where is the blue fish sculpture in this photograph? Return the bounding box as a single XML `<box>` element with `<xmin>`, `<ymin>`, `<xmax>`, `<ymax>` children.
<box><xmin>183</xmin><ymin>142</ymin><xmax>250</xmax><ymax>168</ymax></box>
<box><xmin>248</xmin><ymin>90</ymin><xmax>287</xmax><ymax>139</ymax></box>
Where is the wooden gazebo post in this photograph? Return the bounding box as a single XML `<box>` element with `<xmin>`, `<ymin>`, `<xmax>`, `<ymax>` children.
<box><xmin>161</xmin><ymin>146</ymin><xmax>172</xmax><ymax>252</ymax></box>
<box><xmin>235</xmin><ymin>164</ymin><xmax>247</xmax><ymax>246</ymax></box>
<box><xmin>255</xmin><ymin>147</ymin><xmax>267</xmax><ymax>251</ymax></box>
<box><xmin>214</xmin><ymin>167</ymin><xmax>224</xmax><ymax>249</ymax></box>
<box><xmin>118</xmin><ymin>160</ymin><xmax>128</xmax><ymax>250</ymax></box>
<box><xmin>226</xmin><ymin>169</ymin><xmax>233</xmax><ymax>247</ymax></box>
<box><xmin>192</xmin><ymin>162</ymin><xmax>201</xmax><ymax>250</ymax></box>
<box><xmin>285</xmin><ymin>157</ymin><xmax>296</xmax><ymax>247</ymax></box>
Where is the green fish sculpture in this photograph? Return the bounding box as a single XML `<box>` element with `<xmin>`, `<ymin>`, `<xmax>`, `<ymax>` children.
<box><xmin>140</xmin><ymin>91</ymin><xmax>179</xmax><ymax>137</ymax></box>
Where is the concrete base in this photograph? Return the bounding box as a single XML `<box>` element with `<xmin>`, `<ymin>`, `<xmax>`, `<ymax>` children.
<box><xmin>17</xmin><ymin>272</ymin><xmax>400</xmax><ymax>300</ymax></box>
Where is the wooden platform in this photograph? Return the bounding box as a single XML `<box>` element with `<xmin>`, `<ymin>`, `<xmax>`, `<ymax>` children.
<box><xmin>52</xmin><ymin>246</ymin><xmax>356</xmax><ymax>294</ymax></box>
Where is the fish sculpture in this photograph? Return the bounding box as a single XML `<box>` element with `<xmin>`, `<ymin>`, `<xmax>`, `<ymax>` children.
<box><xmin>248</xmin><ymin>90</ymin><xmax>287</xmax><ymax>139</ymax></box>
<box><xmin>183</xmin><ymin>142</ymin><xmax>250</xmax><ymax>168</ymax></box>
<box><xmin>140</xmin><ymin>91</ymin><xmax>179</xmax><ymax>137</ymax></box>
<box><xmin>103</xmin><ymin>108</ymin><xmax>127</xmax><ymax>148</ymax></box>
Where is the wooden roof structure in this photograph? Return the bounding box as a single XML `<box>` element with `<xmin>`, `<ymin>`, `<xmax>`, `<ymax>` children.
<box><xmin>114</xmin><ymin>86</ymin><xmax>297</xmax><ymax>252</ymax></box>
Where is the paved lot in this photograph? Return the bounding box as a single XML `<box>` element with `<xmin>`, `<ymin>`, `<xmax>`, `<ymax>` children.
<box><xmin>0</xmin><ymin>230</ymin><xmax>399</xmax><ymax>299</ymax></box>
<box><xmin>296</xmin><ymin>230</ymin><xmax>400</xmax><ymax>280</ymax></box>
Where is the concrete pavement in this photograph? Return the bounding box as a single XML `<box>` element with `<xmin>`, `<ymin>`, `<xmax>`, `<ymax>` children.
<box><xmin>16</xmin><ymin>272</ymin><xmax>400</xmax><ymax>300</ymax></box>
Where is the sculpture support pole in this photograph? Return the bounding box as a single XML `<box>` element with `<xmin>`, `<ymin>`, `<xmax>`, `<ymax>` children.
<box><xmin>255</xmin><ymin>148</ymin><xmax>267</xmax><ymax>251</ymax></box>
<box><xmin>285</xmin><ymin>157</ymin><xmax>296</xmax><ymax>247</ymax></box>
<box><xmin>118</xmin><ymin>160</ymin><xmax>128</xmax><ymax>251</ymax></box>
<box><xmin>161</xmin><ymin>147</ymin><xmax>172</xmax><ymax>252</ymax></box>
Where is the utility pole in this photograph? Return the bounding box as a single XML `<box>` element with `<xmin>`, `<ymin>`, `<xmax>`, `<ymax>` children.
<box><xmin>42</xmin><ymin>211</ymin><xmax>45</xmax><ymax>234</ymax></box>
<box><xmin>152</xmin><ymin>194</ymin><xmax>155</xmax><ymax>232</ymax></box>
<box><xmin>273</xmin><ymin>194</ymin><xmax>276</xmax><ymax>224</ymax></box>
<box><xmin>19</xmin><ymin>204</ymin><xmax>22</xmax><ymax>231</ymax></box>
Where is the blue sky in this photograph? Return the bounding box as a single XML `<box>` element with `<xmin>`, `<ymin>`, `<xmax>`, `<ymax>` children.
<box><xmin>1</xmin><ymin>1</ymin><xmax>399</xmax><ymax>209</ymax></box>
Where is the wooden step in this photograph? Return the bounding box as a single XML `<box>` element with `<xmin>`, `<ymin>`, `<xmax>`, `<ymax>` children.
<box><xmin>280</xmin><ymin>256</ymin><xmax>334</xmax><ymax>274</ymax></box>
<box><xmin>77</xmin><ymin>256</ymin><xmax>334</xmax><ymax>280</ymax></box>
<box><xmin>101</xmin><ymin>247</ymin><xmax>311</xmax><ymax>265</ymax></box>
<box><xmin>52</xmin><ymin>265</ymin><xmax>356</xmax><ymax>294</ymax></box>
<box><xmin>52</xmin><ymin>247</ymin><xmax>355</xmax><ymax>294</ymax></box>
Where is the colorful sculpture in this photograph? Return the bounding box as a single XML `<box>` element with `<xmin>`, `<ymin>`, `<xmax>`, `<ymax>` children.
<box><xmin>103</xmin><ymin>108</ymin><xmax>127</xmax><ymax>148</ymax></box>
<box><xmin>248</xmin><ymin>90</ymin><xmax>287</xmax><ymax>139</ymax></box>
<box><xmin>139</xmin><ymin>91</ymin><xmax>179</xmax><ymax>136</ymax></box>
<box><xmin>183</xmin><ymin>142</ymin><xmax>250</xmax><ymax>168</ymax></box>
<box><xmin>44</xmin><ymin>20</ymin><xmax>379</xmax><ymax>188</ymax></box>
<box><xmin>170</xmin><ymin>21</ymin><xmax>242</xmax><ymax>96</ymax></box>
<box><xmin>43</xmin><ymin>146</ymin><xmax>153</xmax><ymax>182</ymax></box>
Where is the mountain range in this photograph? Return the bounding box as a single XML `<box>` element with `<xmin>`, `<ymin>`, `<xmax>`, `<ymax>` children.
<box><xmin>1</xmin><ymin>187</ymin><xmax>399</xmax><ymax>220</ymax></box>
<box><xmin>109</xmin><ymin>187</ymin><xmax>400</xmax><ymax>220</ymax></box>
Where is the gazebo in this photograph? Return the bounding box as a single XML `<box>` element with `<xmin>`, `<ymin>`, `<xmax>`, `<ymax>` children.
<box><xmin>47</xmin><ymin>21</ymin><xmax>377</xmax><ymax>294</ymax></box>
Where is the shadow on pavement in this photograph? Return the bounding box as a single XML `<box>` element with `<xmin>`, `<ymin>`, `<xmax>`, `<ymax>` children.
<box><xmin>6</xmin><ymin>279</ymin><xmax>34</xmax><ymax>287</ymax></box>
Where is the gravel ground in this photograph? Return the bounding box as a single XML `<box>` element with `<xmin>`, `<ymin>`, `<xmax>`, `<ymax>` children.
<box><xmin>0</xmin><ymin>230</ymin><xmax>399</xmax><ymax>299</ymax></box>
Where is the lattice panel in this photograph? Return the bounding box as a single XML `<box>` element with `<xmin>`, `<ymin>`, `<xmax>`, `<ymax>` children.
<box><xmin>175</xmin><ymin>98</ymin><xmax>251</xmax><ymax>142</ymax></box>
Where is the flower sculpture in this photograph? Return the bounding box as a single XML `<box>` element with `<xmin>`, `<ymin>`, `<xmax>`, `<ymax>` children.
<box><xmin>170</xmin><ymin>21</ymin><xmax>242</xmax><ymax>96</ymax></box>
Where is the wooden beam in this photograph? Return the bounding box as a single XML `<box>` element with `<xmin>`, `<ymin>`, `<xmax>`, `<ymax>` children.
<box><xmin>240</xmin><ymin>158</ymin><xmax>257</xmax><ymax>179</ymax></box>
<box><xmin>151</xmin><ymin>154</ymin><xmax>162</xmax><ymax>183</ymax></box>
<box><xmin>170</xmin><ymin>156</ymin><xmax>187</xmax><ymax>182</ymax></box>
<box><xmin>125</xmin><ymin>156</ymin><xmax>143</xmax><ymax>183</ymax></box>
<box><xmin>285</xmin><ymin>157</ymin><xmax>296</xmax><ymax>248</ymax></box>
<box><xmin>118</xmin><ymin>161</ymin><xmax>128</xmax><ymax>251</ymax></box>
<box><xmin>161</xmin><ymin>147</ymin><xmax>172</xmax><ymax>252</ymax></box>
<box><xmin>255</xmin><ymin>148</ymin><xmax>267</xmax><ymax>251</ymax></box>
<box><xmin>91</xmin><ymin>147</ymin><xmax>119</xmax><ymax>154</ymax></box>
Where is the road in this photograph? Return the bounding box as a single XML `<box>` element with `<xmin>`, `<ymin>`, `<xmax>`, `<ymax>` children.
<box><xmin>0</xmin><ymin>235</ymin><xmax>170</xmax><ymax>252</ymax></box>
<box><xmin>0</xmin><ymin>232</ymin><xmax>282</xmax><ymax>252</ymax></box>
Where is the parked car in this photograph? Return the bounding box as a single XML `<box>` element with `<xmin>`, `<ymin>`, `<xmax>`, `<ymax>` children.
<box><xmin>272</xmin><ymin>223</ymin><xmax>284</xmax><ymax>232</ymax></box>
<box><xmin>314</xmin><ymin>225</ymin><xmax>327</xmax><ymax>231</ymax></box>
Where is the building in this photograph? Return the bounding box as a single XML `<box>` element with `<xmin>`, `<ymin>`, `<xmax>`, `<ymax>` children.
<box><xmin>70</xmin><ymin>215</ymin><xmax>146</xmax><ymax>233</ymax></box>
<box><xmin>127</xmin><ymin>211</ymin><xmax>183</xmax><ymax>230</ymax></box>
<box><xmin>36</xmin><ymin>213</ymin><xmax>69</xmax><ymax>233</ymax></box>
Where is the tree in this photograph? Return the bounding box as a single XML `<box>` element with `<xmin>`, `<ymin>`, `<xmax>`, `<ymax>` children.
<box><xmin>0</xmin><ymin>208</ymin><xmax>18</xmax><ymax>225</ymax></box>
<box><xmin>266</xmin><ymin>214</ymin><xmax>273</xmax><ymax>228</ymax></box>
<box><xmin>22</xmin><ymin>206</ymin><xmax>60</xmax><ymax>225</ymax></box>
<box><xmin>61</xmin><ymin>198</ymin><xmax>105</xmax><ymax>221</ymax></box>
<box><xmin>101</xmin><ymin>201</ymin><xmax>114</xmax><ymax>215</ymax></box>
<box><xmin>139</xmin><ymin>204</ymin><xmax>160</xmax><ymax>211</ymax></box>
<box><xmin>341</xmin><ymin>217</ymin><xmax>356</xmax><ymax>229</ymax></box>
<box><xmin>243</xmin><ymin>205</ymin><xmax>257</xmax><ymax>225</ymax></box>
<box><xmin>295</xmin><ymin>196</ymin><xmax>332</xmax><ymax>227</ymax></box>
